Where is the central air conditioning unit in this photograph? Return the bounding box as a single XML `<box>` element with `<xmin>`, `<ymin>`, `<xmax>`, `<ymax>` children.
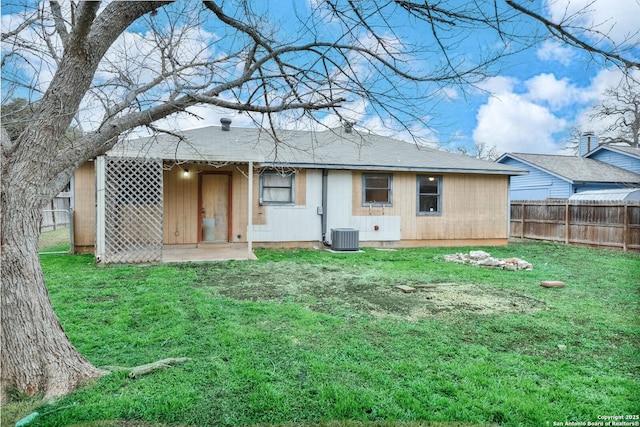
<box><xmin>331</xmin><ymin>228</ymin><xmax>359</xmax><ymax>251</ymax></box>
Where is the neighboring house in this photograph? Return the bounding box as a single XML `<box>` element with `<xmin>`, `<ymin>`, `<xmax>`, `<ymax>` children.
<box><xmin>496</xmin><ymin>133</ymin><xmax>640</xmax><ymax>201</ymax></box>
<box><xmin>495</xmin><ymin>152</ymin><xmax>640</xmax><ymax>200</ymax></box>
<box><xmin>72</xmin><ymin>123</ymin><xmax>526</xmax><ymax>263</ymax></box>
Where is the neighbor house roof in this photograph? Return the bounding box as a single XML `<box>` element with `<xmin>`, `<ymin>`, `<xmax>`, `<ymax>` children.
<box><xmin>108</xmin><ymin>125</ymin><xmax>527</xmax><ymax>175</ymax></box>
<box><xmin>497</xmin><ymin>152</ymin><xmax>640</xmax><ymax>184</ymax></box>
<box><xmin>586</xmin><ymin>144</ymin><xmax>640</xmax><ymax>160</ymax></box>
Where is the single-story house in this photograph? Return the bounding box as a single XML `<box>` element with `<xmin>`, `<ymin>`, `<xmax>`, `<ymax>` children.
<box><xmin>72</xmin><ymin>123</ymin><xmax>526</xmax><ymax>263</ymax></box>
<box><xmin>495</xmin><ymin>152</ymin><xmax>640</xmax><ymax>200</ymax></box>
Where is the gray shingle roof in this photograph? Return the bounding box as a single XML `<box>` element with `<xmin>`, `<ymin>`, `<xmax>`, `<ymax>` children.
<box><xmin>109</xmin><ymin>125</ymin><xmax>526</xmax><ymax>175</ymax></box>
<box><xmin>505</xmin><ymin>152</ymin><xmax>640</xmax><ymax>183</ymax></box>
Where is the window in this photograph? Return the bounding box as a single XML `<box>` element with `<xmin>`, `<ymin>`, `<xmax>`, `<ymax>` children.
<box><xmin>260</xmin><ymin>170</ymin><xmax>294</xmax><ymax>205</ymax></box>
<box><xmin>417</xmin><ymin>175</ymin><xmax>442</xmax><ymax>215</ymax></box>
<box><xmin>363</xmin><ymin>174</ymin><xmax>393</xmax><ymax>206</ymax></box>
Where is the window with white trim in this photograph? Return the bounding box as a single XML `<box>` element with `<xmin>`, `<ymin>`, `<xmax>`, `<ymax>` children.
<box><xmin>417</xmin><ymin>175</ymin><xmax>442</xmax><ymax>215</ymax></box>
<box><xmin>259</xmin><ymin>170</ymin><xmax>294</xmax><ymax>205</ymax></box>
<box><xmin>363</xmin><ymin>173</ymin><xmax>393</xmax><ymax>206</ymax></box>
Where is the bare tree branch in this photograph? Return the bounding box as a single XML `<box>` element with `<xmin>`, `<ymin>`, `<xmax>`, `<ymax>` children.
<box><xmin>0</xmin><ymin>10</ymin><xmax>39</xmax><ymax>41</ymax></box>
<box><xmin>505</xmin><ymin>0</ymin><xmax>640</xmax><ymax>70</ymax></box>
<box><xmin>49</xmin><ymin>1</ymin><xmax>69</xmax><ymax>47</ymax></box>
<box><xmin>589</xmin><ymin>77</ymin><xmax>640</xmax><ymax>147</ymax></box>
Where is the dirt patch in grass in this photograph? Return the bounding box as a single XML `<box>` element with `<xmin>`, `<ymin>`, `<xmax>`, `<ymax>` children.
<box><xmin>366</xmin><ymin>283</ymin><xmax>544</xmax><ymax>320</ymax></box>
<box><xmin>199</xmin><ymin>262</ymin><xmax>545</xmax><ymax>319</ymax></box>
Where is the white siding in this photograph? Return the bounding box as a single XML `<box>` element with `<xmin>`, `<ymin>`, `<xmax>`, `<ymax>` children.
<box><xmin>252</xmin><ymin>170</ymin><xmax>322</xmax><ymax>242</ymax></box>
<box><xmin>326</xmin><ymin>170</ymin><xmax>354</xmax><ymax>232</ymax></box>
<box><xmin>351</xmin><ymin>215</ymin><xmax>401</xmax><ymax>241</ymax></box>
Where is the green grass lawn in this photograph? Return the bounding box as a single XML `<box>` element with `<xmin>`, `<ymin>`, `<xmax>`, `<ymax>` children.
<box><xmin>4</xmin><ymin>241</ymin><xmax>639</xmax><ymax>427</ymax></box>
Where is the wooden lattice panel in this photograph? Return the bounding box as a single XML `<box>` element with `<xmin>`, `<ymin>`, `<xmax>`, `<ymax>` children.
<box><xmin>103</xmin><ymin>157</ymin><xmax>163</xmax><ymax>263</ymax></box>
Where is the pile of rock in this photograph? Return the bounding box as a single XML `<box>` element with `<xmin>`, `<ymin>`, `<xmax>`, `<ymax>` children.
<box><xmin>443</xmin><ymin>250</ymin><xmax>533</xmax><ymax>271</ymax></box>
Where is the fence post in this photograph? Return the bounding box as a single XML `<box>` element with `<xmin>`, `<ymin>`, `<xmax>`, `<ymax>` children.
<box><xmin>565</xmin><ymin>201</ymin><xmax>570</xmax><ymax>245</ymax></box>
<box><xmin>51</xmin><ymin>200</ymin><xmax>57</xmax><ymax>231</ymax></box>
<box><xmin>623</xmin><ymin>203</ymin><xmax>629</xmax><ymax>252</ymax></box>
<box><xmin>520</xmin><ymin>202</ymin><xmax>525</xmax><ymax>239</ymax></box>
<box><xmin>69</xmin><ymin>208</ymin><xmax>75</xmax><ymax>254</ymax></box>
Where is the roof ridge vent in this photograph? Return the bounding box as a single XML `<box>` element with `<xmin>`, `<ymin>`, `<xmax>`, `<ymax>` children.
<box><xmin>343</xmin><ymin>121</ymin><xmax>355</xmax><ymax>134</ymax></box>
<box><xmin>220</xmin><ymin>118</ymin><xmax>232</xmax><ymax>131</ymax></box>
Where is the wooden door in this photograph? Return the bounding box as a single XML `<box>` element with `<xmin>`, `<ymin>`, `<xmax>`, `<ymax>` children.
<box><xmin>200</xmin><ymin>174</ymin><xmax>230</xmax><ymax>242</ymax></box>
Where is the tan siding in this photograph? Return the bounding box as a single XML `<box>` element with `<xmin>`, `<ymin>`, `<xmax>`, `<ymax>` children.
<box><xmin>232</xmin><ymin>165</ymin><xmax>249</xmax><ymax>241</ymax></box>
<box><xmin>163</xmin><ymin>168</ymin><xmax>176</xmax><ymax>243</ymax></box>
<box><xmin>253</xmin><ymin>170</ymin><xmax>267</xmax><ymax>225</ymax></box>
<box><xmin>163</xmin><ymin>165</ymin><xmax>198</xmax><ymax>244</ymax></box>
<box><xmin>351</xmin><ymin>171</ymin><xmax>408</xmax><ymax>217</ymax></box>
<box><xmin>73</xmin><ymin>162</ymin><xmax>96</xmax><ymax>252</ymax></box>
<box><xmin>252</xmin><ymin>169</ymin><xmax>306</xmax><ymax>226</ymax></box>
<box><xmin>295</xmin><ymin>170</ymin><xmax>306</xmax><ymax>205</ymax></box>
<box><xmin>352</xmin><ymin>171</ymin><xmax>509</xmax><ymax>241</ymax></box>
<box><xmin>163</xmin><ymin>164</ymin><xmax>261</xmax><ymax>244</ymax></box>
<box><xmin>184</xmin><ymin>168</ymin><xmax>198</xmax><ymax>242</ymax></box>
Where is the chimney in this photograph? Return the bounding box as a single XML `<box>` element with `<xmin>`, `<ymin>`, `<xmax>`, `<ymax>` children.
<box><xmin>220</xmin><ymin>118</ymin><xmax>232</xmax><ymax>131</ymax></box>
<box><xmin>579</xmin><ymin>131</ymin><xmax>597</xmax><ymax>156</ymax></box>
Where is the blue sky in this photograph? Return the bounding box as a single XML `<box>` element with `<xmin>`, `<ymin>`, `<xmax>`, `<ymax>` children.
<box><xmin>154</xmin><ymin>0</ymin><xmax>640</xmax><ymax>156</ymax></box>
<box><xmin>2</xmin><ymin>0</ymin><xmax>639</xmax><ymax>157</ymax></box>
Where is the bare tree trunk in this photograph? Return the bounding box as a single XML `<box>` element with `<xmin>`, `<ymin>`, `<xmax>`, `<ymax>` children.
<box><xmin>1</xmin><ymin>175</ymin><xmax>107</xmax><ymax>403</ymax></box>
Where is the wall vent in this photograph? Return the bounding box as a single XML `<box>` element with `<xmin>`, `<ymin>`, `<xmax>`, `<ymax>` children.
<box><xmin>331</xmin><ymin>228</ymin><xmax>359</xmax><ymax>251</ymax></box>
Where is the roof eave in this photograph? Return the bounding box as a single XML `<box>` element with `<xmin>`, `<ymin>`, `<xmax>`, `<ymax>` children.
<box><xmin>573</xmin><ymin>180</ymin><xmax>640</xmax><ymax>185</ymax></box>
<box><xmin>496</xmin><ymin>154</ymin><xmax>573</xmax><ymax>182</ymax></box>
<box><xmin>261</xmin><ymin>162</ymin><xmax>527</xmax><ymax>175</ymax></box>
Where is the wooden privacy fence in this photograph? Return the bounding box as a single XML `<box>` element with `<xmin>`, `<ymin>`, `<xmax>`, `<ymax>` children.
<box><xmin>510</xmin><ymin>200</ymin><xmax>640</xmax><ymax>251</ymax></box>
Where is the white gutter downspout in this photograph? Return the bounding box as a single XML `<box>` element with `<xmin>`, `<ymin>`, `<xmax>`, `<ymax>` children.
<box><xmin>247</xmin><ymin>161</ymin><xmax>253</xmax><ymax>258</ymax></box>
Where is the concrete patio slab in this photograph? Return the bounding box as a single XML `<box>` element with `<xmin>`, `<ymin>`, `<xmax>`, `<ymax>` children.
<box><xmin>162</xmin><ymin>244</ymin><xmax>257</xmax><ymax>263</ymax></box>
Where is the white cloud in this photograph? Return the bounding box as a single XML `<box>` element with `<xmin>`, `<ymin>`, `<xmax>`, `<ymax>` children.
<box><xmin>536</xmin><ymin>40</ymin><xmax>575</xmax><ymax>66</ymax></box>
<box><xmin>473</xmin><ymin>92</ymin><xmax>566</xmax><ymax>155</ymax></box>
<box><xmin>470</xmin><ymin>68</ymin><xmax>634</xmax><ymax>155</ymax></box>
<box><xmin>524</xmin><ymin>73</ymin><xmax>579</xmax><ymax>110</ymax></box>
<box><xmin>476</xmin><ymin>76</ymin><xmax>518</xmax><ymax>95</ymax></box>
